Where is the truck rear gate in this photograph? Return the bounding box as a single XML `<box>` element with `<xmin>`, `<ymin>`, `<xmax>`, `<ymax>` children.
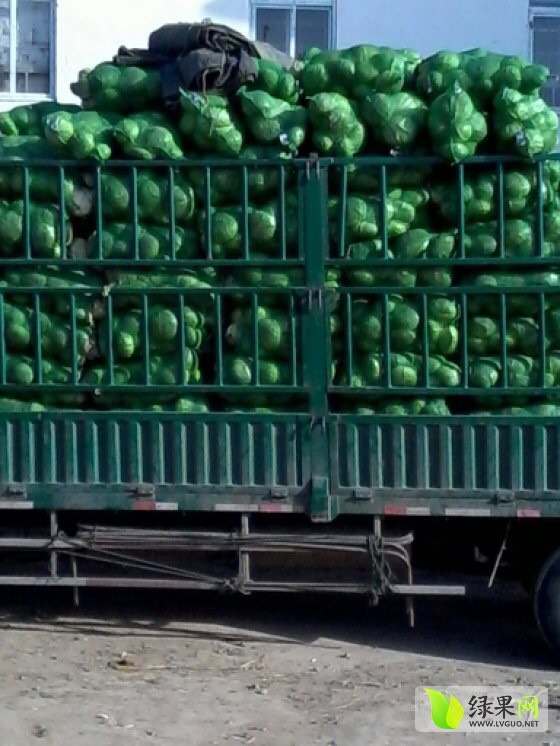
<box><xmin>0</xmin><ymin>155</ymin><xmax>559</xmax><ymax>652</ymax></box>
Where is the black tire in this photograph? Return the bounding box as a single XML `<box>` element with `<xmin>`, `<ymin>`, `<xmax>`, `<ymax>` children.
<box><xmin>533</xmin><ymin>547</ymin><xmax>560</xmax><ymax>655</ymax></box>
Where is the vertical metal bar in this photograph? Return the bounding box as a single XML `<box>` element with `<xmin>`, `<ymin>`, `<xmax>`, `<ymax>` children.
<box><xmin>338</xmin><ymin>165</ymin><xmax>348</xmax><ymax>258</ymax></box>
<box><xmin>0</xmin><ymin>294</ymin><xmax>6</xmax><ymax>385</ymax></box>
<box><xmin>461</xmin><ymin>292</ymin><xmax>469</xmax><ymax>388</ymax></box>
<box><xmin>382</xmin><ymin>293</ymin><xmax>391</xmax><ymax>387</ymax></box>
<box><xmin>380</xmin><ymin>165</ymin><xmax>389</xmax><ymax>258</ymax></box>
<box><xmin>168</xmin><ymin>167</ymin><xmax>176</xmax><ymax>260</ymax></box>
<box><xmin>205</xmin><ymin>167</ymin><xmax>213</xmax><ymax>259</ymax></box>
<box><xmin>458</xmin><ymin>164</ymin><xmax>466</xmax><ymax>259</ymax></box>
<box><xmin>278</xmin><ymin>165</ymin><xmax>287</xmax><ymax>259</ymax></box>
<box><xmin>106</xmin><ymin>293</ymin><xmax>115</xmax><ymax>386</ymax></box>
<box><xmin>534</xmin><ymin>425</ymin><xmax>546</xmax><ymax>493</ymax></box>
<box><xmin>215</xmin><ymin>293</ymin><xmax>224</xmax><ymax>386</ymax></box>
<box><xmin>439</xmin><ymin>424</ymin><xmax>453</xmax><ymax>489</ymax></box>
<box><xmin>511</xmin><ymin>425</ymin><xmax>523</xmax><ymax>492</ymax></box>
<box><xmin>107</xmin><ymin>421</ymin><xmax>122</xmax><ymax>483</ymax></box>
<box><xmin>263</xmin><ymin>421</ymin><xmax>274</xmax><ymax>485</ymax></box>
<box><xmin>392</xmin><ymin>424</ymin><xmax>406</xmax><ymax>487</ymax></box>
<box><xmin>239</xmin><ymin>514</ymin><xmax>251</xmax><ymax>589</ymax></box>
<box><xmin>301</xmin><ymin>158</ymin><xmax>329</xmax><ymax>520</ymax></box>
<box><xmin>70</xmin><ymin>294</ymin><xmax>78</xmax><ymax>385</ymax></box>
<box><xmin>486</xmin><ymin>425</ymin><xmax>499</xmax><ymax>490</ymax></box>
<box><xmin>289</xmin><ymin>294</ymin><xmax>297</xmax><ymax>386</ymax></box>
<box><xmin>23</xmin><ymin>166</ymin><xmax>31</xmax><ymax>258</ymax></box>
<box><xmin>151</xmin><ymin>421</ymin><xmax>165</xmax><ymax>484</ymax></box>
<box><xmin>369</xmin><ymin>423</ymin><xmax>382</xmax><ymax>488</ymax></box>
<box><xmin>85</xmin><ymin>420</ymin><xmax>100</xmax><ymax>484</ymax></box>
<box><xmin>416</xmin><ymin>425</ymin><xmax>429</xmax><ymax>489</ymax></box>
<box><xmin>131</xmin><ymin>167</ymin><xmax>139</xmax><ymax>260</ymax></box>
<box><xmin>536</xmin><ymin>161</ymin><xmax>545</xmax><ymax>258</ymax></box>
<box><xmin>173</xmin><ymin>421</ymin><xmax>187</xmax><ymax>484</ymax></box>
<box><xmin>141</xmin><ymin>293</ymin><xmax>150</xmax><ymax>386</ymax></box>
<box><xmin>58</xmin><ymin>165</ymin><xmax>67</xmax><ymax>259</ymax></box>
<box><xmin>124</xmin><ymin>420</ymin><xmax>141</xmax><ymax>483</ymax></box>
<box><xmin>497</xmin><ymin>163</ymin><xmax>505</xmax><ymax>259</ymax></box>
<box><xmin>65</xmin><ymin>420</ymin><xmax>78</xmax><ymax>483</ymax></box>
<box><xmin>462</xmin><ymin>424</ymin><xmax>476</xmax><ymax>490</ymax></box>
<box><xmin>242</xmin><ymin>166</ymin><xmax>250</xmax><ymax>259</ymax></box>
<box><xmin>421</xmin><ymin>294</ymin><xmax>430</xmax><ymax>388</ymax></box>
<box><xmin>95</xmin><ymin>166</ymin><xmax>103</xmax><ymax>259</ymax></box>
<box><xmin>251</xmin><ymin>292</ymin><xmax>260</xmax><ymax>385</ymax></box>
<box><xmin>33</xmin><ymin>293</ymin><xmax>43</xmax><ymax>383</ymax></box>
<box><xmin>539</xmin><ymin>293</ymin><xmax>547</xmax><ymax>388</ymax></box>
<box><xmin>499</xmin><ymin>293</ymin><xmax>508</xmax><ymax>389</ymax></box>
<box><xmin>345</xmin><ymin>293</ymin><xmax>353</xmax><ymax>385</ymax></box>
<box><xmin>346</xmin><ymin>424</ymin><xmax>358</xmax><ymax>488</ymax></box>
<box><xmin>50</xmin><ymin>512</ymin><xmax>58</xmax><ymax>579</ymax></box>
<box><xmin>178</xmin><ymin>295</ymin><xmax>186</xmax><ymax>385</ymax></box>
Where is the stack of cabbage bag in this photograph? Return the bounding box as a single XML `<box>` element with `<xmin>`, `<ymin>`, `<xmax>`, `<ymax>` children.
<box><xmin>0</xmin><ymin>127</ymin><xmax>98</xmax><ymax>409</ymax></box>
<box><xmin>0</xmin><ymin>42</ymin><xmax>557</xmax><ymax>413</ymax></box>
<box><xmin>0</xmin><ymin>268</ymin><xmax>101</xmax><ymax>406</ymax></box>
<box><xmin>430</xmin><ymin>165</ymin><xmax>560</xmax><ymax>407</ymax></box>
<box><xmin>82</xmin><ymin>271</ymin><xmax>211</xmax><ymax>411</ymax></box>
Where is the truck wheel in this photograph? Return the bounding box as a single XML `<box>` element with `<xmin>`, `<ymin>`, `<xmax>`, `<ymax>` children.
<box><xmin>533</xmin><ymin>548</ymin><xmax>560</xmax><ymax>655</ymax></box>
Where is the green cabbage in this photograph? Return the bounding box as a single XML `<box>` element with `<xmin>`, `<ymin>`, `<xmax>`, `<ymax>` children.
<box><xmin>308</xmin><ymin>93</ymin><xmax>366</xmax><ymax>157</ymax></box>
<box><xmin>179</xmin><ymin>91</ymin><xmax>243</xmax><ymax>156</ymax></box>
<box><xmin>44</xmin><ymin>111</ymin><xmax>116</xmax><ymax>161</ymax></box>
<box><xmin>301</xmin><ymin>45</ymin><xmax>420</xmax><ymax>98</ymax></box>
<box><xmin>71</xmin><ymin>63</ymin><xmax>161</xmax><ymax>113</ymax></box>
<box><xmin>89</xmin><ymin>170</ymin><xmax>195</xmax><ymax>225</ymax></box>
<box><xmin>99</xmin><ymin>304</ymin><xmax>205</xmax><ymax>359</ymax></box>
<box><xmin>250</xmin><ymin>59</ymin><xmax>300</xmax><ymax>103</ymax></box>
<box><xmin>360</xmin><ymin>92</ymin><xmax>428</xmax><ymax>150</ymax></box>
<box><xmin>428</xmin><ymin>84</ymin><xmax>487</xmax><ymax>162</ymax></box>
<box><xmin>186</xmin><ymin>146</ymin><xmax>292</xmax><ymax>205</ymax></box>
<box><xmin>114</xmin><ymin>112</ymin><xmax>184</xmax><ymax>160</ymax></box>
<box><xmin>493</xmin><ymin>88</ymin><xmax>559</xmax><ymax>158</ymax></box>
<box><xmin>85</xmin><ymin>223</ymin><xmax>199</xmax><ymax>261</ymax></box>
<box><xmin>0</xmin><ymin>102</ymin><xmax>81</xmax><ymax>137</ymax></box>
<box><xmin>0</xmin><ymin>200</ymin><xmax>70</xmax><ymax>258</ymax></box>
<box><xmin>238</xmin><ymin>89</ymin><xmax>307</xmax><ymax>152</ymax></box>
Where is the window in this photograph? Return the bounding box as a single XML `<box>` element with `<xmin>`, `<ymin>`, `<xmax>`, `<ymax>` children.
<box><xmin>0</xmin><ymin>0</ymin><xmax>54</xmax><ymax>97</ymax></box>
<box><xmin>253</xmin><ymin>3</ymin><xmax>333</xmax><ymax>58</ymax></box>
<box><xmin>531</xmin><ymin>5</ymin><xmax>560</xmax><ymax>107</ymax></box>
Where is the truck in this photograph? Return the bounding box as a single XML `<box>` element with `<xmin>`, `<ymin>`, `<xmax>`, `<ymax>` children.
<box><xmin>1</xmin><ymin>152</ymin><xmax>560</xmax><ymax>656</ymax></box>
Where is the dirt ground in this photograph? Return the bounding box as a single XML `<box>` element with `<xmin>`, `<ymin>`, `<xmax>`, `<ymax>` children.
<box><xmin>0</xmin><ymin>582</ymin><xmax>558</xmax><ymax>746</ymax></box>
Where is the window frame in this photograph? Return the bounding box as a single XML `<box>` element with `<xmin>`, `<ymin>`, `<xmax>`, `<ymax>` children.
<box><xmin>529</xmin><ymin>4</ymin><xmax>560</xmax><ymax>110</ymax></box>
<box><xmin>0</xmin><ymin>0</ymin><xmax>56</xmax><ymax>102</ymax></box>
<box><xmin>250</xmin><ymin>0</ymin><xmax>336</xmax><ymax>58</ymax></box>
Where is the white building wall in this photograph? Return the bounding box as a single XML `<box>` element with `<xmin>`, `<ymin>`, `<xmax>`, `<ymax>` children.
<box><xmin>53</xmin><ymin>0</ymin><xmax>531</xmax><ymax>104</ymax></box>
<box><xmin>336</xmin><ymin>0</ymin><xmax>530</xmax><ymax>58</ymax></box>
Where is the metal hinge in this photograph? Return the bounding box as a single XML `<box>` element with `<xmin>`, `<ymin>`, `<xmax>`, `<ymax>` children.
<box><xmin>305</xmin><ymin>153</ymin><xmax>321</xmax><ymax>180</ymax></box>
<box><xmin>128</xmin><ymin>484</ymin><xmax>155</xmax><ymax>498</ymax></box>
<box><xmin>310</xmin><ymin>416</ymin><xmax>326</xmax><ymax>432</ymax></box>
<box><xmin>492</xmin><ymin>491</ymin><xmax>514</xmax><ymax>505</ymax></box>
<box><xmin>352</xmin><ymin>488</ymin><xmax>372</xmax><ymax>501</ymax></box>
<box><xmin>3</xmin><ymin>484</ymin><xmax>27</xmax><ymax>499</ymax></box>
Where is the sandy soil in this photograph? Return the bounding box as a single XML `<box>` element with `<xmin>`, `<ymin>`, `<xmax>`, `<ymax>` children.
<box><xmin>0</xmin><ymin>583</ymin><xmax>558</xmax><ymax>746</ymax></box>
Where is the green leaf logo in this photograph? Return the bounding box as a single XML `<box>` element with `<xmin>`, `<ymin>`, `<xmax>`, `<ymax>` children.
<box><xmin>424</xmin><ymin>688</ymin><xmax>465</xmax><ymax>730</ymax></box>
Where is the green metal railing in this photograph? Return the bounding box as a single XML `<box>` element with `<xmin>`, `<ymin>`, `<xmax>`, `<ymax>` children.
<box><xmin>1</xmin><ymin>153</ymin><xmax>560</xmax><ymax>401</ymax></box>
<box><xmin>1</xmin><ymin>155</ymin><xmax>560</xmax><ymax>516</ymax></box>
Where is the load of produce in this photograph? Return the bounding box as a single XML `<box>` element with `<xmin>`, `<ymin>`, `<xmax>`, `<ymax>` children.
<box><xmin>86</xmin><ymin>272</ymin><xmax>210</xmax><ymax>408</ymax></box>
<box><xmin>0</xmin><ymin>30</ymin><xmax>557</xmax><ymax>415</ymax></box>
